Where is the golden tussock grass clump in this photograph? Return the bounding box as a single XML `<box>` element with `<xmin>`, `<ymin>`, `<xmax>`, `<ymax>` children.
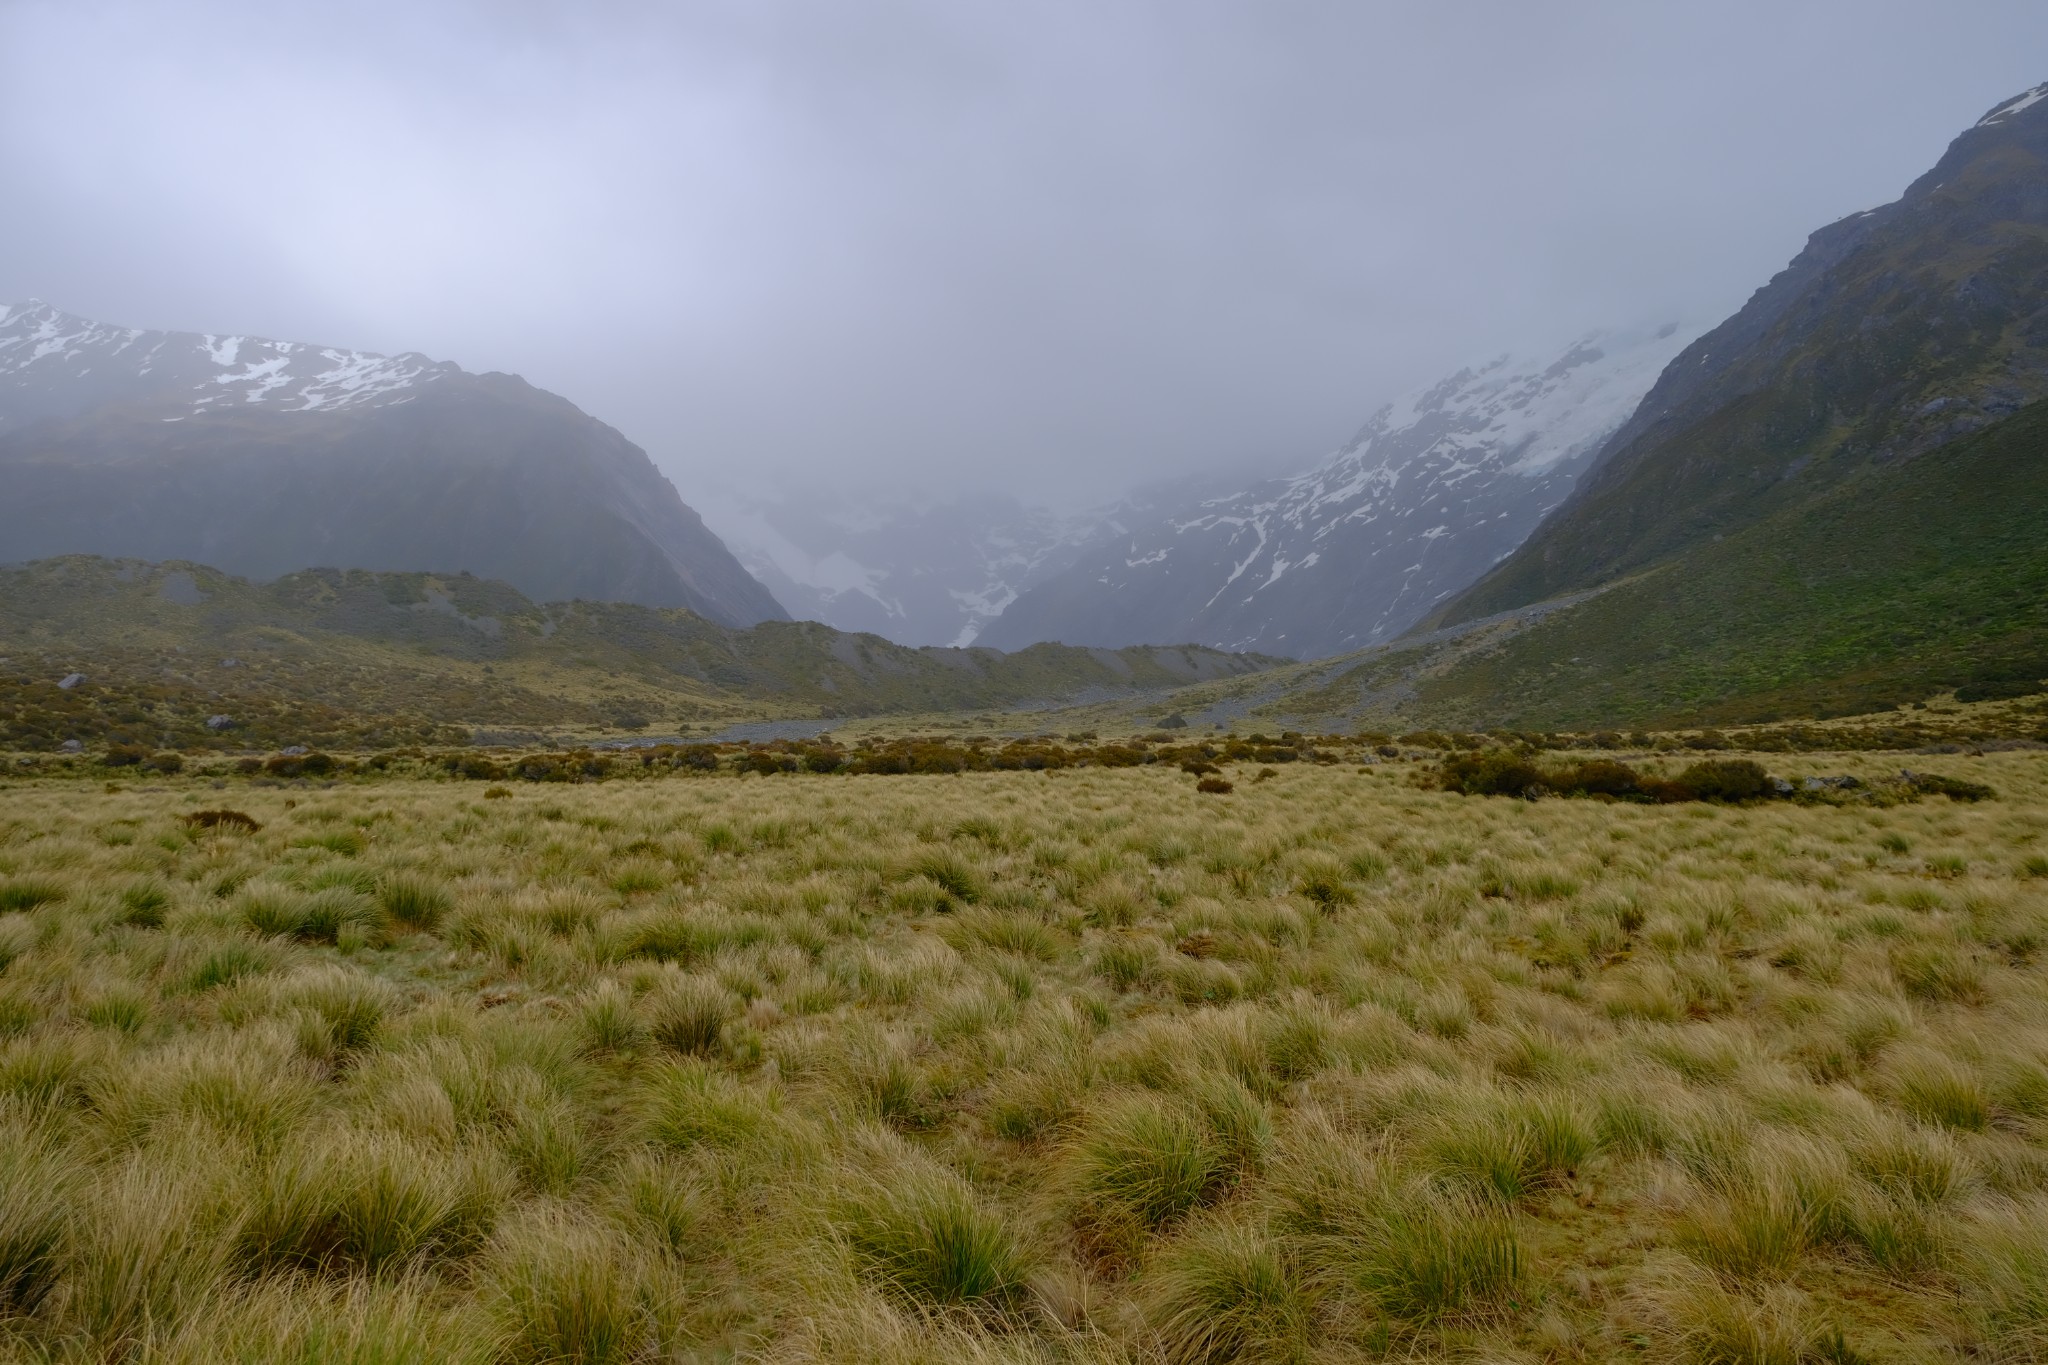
<box><xmin>0</xmin><ymin>750</ymin><xmax>2039</xmax><ymax>1359</ymax></box>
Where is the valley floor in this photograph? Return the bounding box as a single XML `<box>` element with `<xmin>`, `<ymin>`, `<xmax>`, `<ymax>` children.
<box><xmin>0</xmin><ymin>755</ymin><xmax>2045</xmax><ymax>1362</ymax></box>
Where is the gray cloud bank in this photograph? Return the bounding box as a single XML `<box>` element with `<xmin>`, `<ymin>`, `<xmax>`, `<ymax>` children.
<box><xmin>4</xmin><ymin>1</ymin><xmax>2045</xmax><ymax>509</ymax></box>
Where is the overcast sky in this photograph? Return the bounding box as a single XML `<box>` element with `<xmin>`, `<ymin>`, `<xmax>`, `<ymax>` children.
<box><xmin>3</xmin><ymin>1</ymin><xmax>2044</xmax><ymax>509</ymax></box>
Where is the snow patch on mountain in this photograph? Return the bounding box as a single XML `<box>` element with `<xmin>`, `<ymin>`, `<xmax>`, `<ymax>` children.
<box><xmin>0</xmin><ymin>300</ymin><xmax>456</xmax><ymax>426</ymax></box>
<box><xmin>977</xmin><ymin>323</ymin><xmax>1698</xmax><ymax>659</ymax></box>
<box><xmin>1979</xmin><ymin>84</ymin><xmax>2048</xmax><ymax>128</ymax></box>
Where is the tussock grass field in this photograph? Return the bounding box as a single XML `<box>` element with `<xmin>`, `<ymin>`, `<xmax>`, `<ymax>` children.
<box><xmin>0</xmin><ymin>754</ymin><xmax>2045</xmax><ymax>1362</ymax></box>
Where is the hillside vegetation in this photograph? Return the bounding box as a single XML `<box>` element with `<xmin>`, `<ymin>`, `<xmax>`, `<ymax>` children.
<box><xmin>1292</xmin><ymin>398</ymin><xmax>2048</xmax><ymax>730</ymax></box>
<box><xmin>0</xmin><ymin>752</ymin><xmax>2043</xmax><ymax>1361</ymax></box>
<box><xmin>0</xmin><ymin>557</ymin><xmax>1280</xmax><ymax>751</ymax></box>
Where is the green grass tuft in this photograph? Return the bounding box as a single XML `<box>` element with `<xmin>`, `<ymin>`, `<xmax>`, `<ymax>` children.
<box><xmin>377</xmin><ymin>873</ymin><xmax>452</xmax><ymax>933</ymax></box>
<box><xmin>1143</xmin><ymin>1216</ymin><xmax>1308</xmax><ymax>1365</ymax></box>
<box><xmin>0</xmin><ymin>879</ymin><xmax>65</xmax><ymax>914</ymax></box>
<box><xmin>839</xmin><ymin>1165</ymin><xmax>1033</xmax><ymax>1310</ymax></box>
<box><xmin>488</xmin><ymin>1214</ymin><xmax>644</xmax><ymax>1365</ymax></box>
<box><xmin>1070</xmin><ymin>1093</ymin><xmax>1229</xmax><ymax>1245</ymax></box>
<box><xmin>644</xmin><ymin>976</ymin><xmax>738</xmax><ymax>1057</ymax></box>
<box><xmin>238</xmin><ymin>1131</ymin><xmax>506</xmax><ymax>1276</ymax></box>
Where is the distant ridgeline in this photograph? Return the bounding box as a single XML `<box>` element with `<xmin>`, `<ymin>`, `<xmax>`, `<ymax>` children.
<box><xmin>0</xmin><ymin>556</ymin><xmax>1283</xmax><ymax>751</ymax></box>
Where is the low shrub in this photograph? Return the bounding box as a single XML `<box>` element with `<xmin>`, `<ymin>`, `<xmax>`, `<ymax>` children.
<box><xmin>1439</xmin><ymin>750</ymin><xmax>1787</xmax><ymax>804</ymax></box>
<box><xmin>1541</xmin><ymin>758</ymin><xmax>1645</xmax><ymax>797</ymax></box>
<box><xmin>1671</xmin><ymin>759</ymin><xmax>1773</xmax><ymax>803</ymax></box>
<box><xmin>1904</xmin><ymin>771</ymin><xmax>1996</xmax><ymax>802</ymax></box>
<box><xmin>1438</xmin><ymin>749</ymin><xmax>1545</xmax><ymax>797</ymax></box>
<box><xmin>183</xmin><ymin>808</ymin><xmax>261</xmax><ymax>833</ymax></box>
<box><xmin>266</xmin><ymin>751</ymin><xmax>339</xmax><ymax>778</ymax></box>
<box><xmin>1954</xmin><ymin>676</ymin><xmax>2044</xmax><ymax>703</ymax></box>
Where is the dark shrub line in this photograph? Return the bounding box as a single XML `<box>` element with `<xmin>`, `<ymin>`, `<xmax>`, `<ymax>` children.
<box><xmin>1438</xmin><ymin>752</ymin><xmax>1993</xmax><ymax>804</ymax></box>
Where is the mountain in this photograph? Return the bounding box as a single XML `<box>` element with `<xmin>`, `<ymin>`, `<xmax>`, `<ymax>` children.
<box><xmin>976</xmin><ymin>325</ymin><xmax>1694</xmax><ymax>659</ymax></box>
<box><xmin>698</xmin><ymin>487</ymin><xmax>1098</xmax><ymax>647</ymax></box>
<box><xmin>0</xmin><ymin>302</ymin><xmax>787</xmax><ymax>627</ymax></box>
<box><xmin>1074</xmin><ymin>82</ymin><xmax>2048</xmax><ymax>735</ymax></box>
<box><xmin>1122</xmin><ymin>392</ymin><xmax>2048</xmax><ymax>735</ymax></box>
<box><xmin>1430</xmin><ymin>80</ymin><xmax>2048</xmax><ymax>629</ymax></box>
<box><xmin>0</xmin><ymin>555</ymin><xmax>1285</xmax><ymax>752</ymax></box>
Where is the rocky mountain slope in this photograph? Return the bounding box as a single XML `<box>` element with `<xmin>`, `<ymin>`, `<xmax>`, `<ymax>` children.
<box><xmin>0</xmin><ymin>302</ymin><xmax>786</xmax><ymax>627</ymax></box>
<box><xmin>977</xmin><ymin>325</ymin><xmax>1693</xmax><ymax>658</ymax></box>
<box><xmin>1430</xmin><ymin>80</ymin><xmax>2048</xmax><ymax>628</ymax></box>
<box><xmin>0</xmin><ymin>555</ymin><xmax>1284</xmax><ymax>750</ymax></box>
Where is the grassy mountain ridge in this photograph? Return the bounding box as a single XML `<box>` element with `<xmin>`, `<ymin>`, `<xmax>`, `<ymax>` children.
<box><xmin>0</xmin><ymin>556</ymin><xmax>1282</xmax><ymax>750</ymax></box>
<box><xmin>1432</xmin><ymin>80</ymin><xmax>2048</xmax><ymax>628</ymax></box>
<box><xmin>1144</xmin><ymin>397</ymin><xmax>2047</xmax><ymax>733</ymax></box>
<box><xmin>1395</xmin><ymin>396</ymin><xmax>2048</xmax><ymax>726</ymax></box>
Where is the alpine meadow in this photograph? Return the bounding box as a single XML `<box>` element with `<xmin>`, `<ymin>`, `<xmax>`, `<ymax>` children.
<box><xmin>6</xmin><ymin>10</ymin><xmax>2048</xmax><ymax>1365</ymax></box>
<box><xmin>0</xmin><ymin>722</ymin><xmax>2043</xmax><ymax>1363</ymax></box>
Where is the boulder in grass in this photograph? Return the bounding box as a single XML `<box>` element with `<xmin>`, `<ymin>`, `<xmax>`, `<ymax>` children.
<box><xmin>206</xmin><ymin>715</ymin><xmax>234</xmax><ymax>731</ymax></box>
<box><xmin>57</xmin><ymin>673</ymin><xmax>84</xmax><ymax>690</ymax></box>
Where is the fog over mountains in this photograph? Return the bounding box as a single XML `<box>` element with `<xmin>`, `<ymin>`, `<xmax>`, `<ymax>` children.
<box><xmin>696</xmin><ymin>489</ymin><xmax>1097</xmax><ymax>649</ymax></box>
<box><xmin>694</xmin><ymin>328</ymin><xmax>1696</xmax><ymax>657</ymax></box>
<box><xmin>0</xmin><ymin>296</ymin><xmax>1705</xmax><ymax>661</ymax></box>
<box><xmin>9</xmin><ymin>73</ymin><xmax>2041</xmax><ymax>676</ymax></box>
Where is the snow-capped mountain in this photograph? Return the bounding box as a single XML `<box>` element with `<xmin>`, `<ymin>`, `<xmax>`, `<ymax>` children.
<box><xmin>698</xmin><ymin>487</ymin><xmax>1100</xmax><ymax>647</ymax></box>
<box><xmin>0</xmin><ymin>302</ymin><xmax>786</xmax><ymax>626</ymax></box>
<box><xmin>0</xmin><ymin>300</ymin><xmax>458</xmax><ymax>431</ymax></box>
<box><xmin>977</xmin><ymin>324</ymin><xmax>1697</xmax><ymax>658</ymax></box>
